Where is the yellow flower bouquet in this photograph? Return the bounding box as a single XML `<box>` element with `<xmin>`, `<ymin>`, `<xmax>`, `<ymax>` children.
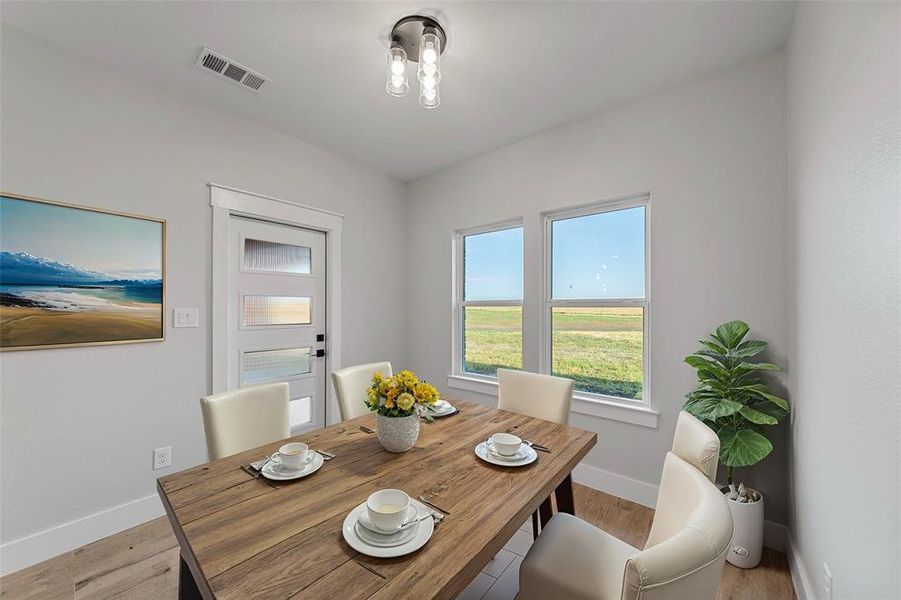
<box><xmin>367</xmin><ymin>369</ymin><xmax>440</xmax><ymax>419</ymax></box>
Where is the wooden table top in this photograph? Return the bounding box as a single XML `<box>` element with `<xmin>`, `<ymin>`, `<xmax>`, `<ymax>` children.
<box><xmin>157</xmin><ymin>400</ymin><xmax>596</xmax><ymax>600</ymax></box>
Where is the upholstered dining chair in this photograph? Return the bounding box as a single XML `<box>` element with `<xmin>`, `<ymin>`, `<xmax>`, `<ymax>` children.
<box><xmin>332</xmin><ymin>361</ymin><xmax>393</xmax><ymax>422</ymax></box>
<box><xmin>497</xmin><ymin>368</ymin><xmax>574</xmax><ymax>539</ymax></box>
<box><xmin>519</xmin><ymin>411</ymin><xmax>733</xmax><ymax>600</ymax></box>
<box><xmin>200</xmin><ymin>382</ymin><xmax>290</xmax><ymax>460</ymax></box>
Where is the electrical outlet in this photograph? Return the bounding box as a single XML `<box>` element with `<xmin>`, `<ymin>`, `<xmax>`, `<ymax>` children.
<box><xmin>824</xmin><ymin>563</ymin><xmax>833</xmax><ymax>600</ymax></box>
<box><xmin>153</xmin><ymin>446</ymin><xmax>172</xmax><ymax>470</ymax></box>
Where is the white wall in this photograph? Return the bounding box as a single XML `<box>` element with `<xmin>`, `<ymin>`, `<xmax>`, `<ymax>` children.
<box><xmin>406</xmin><ymin>53</ymin><xmax>790</xmax><ymax>524</ymax></box>
<box><xmin>786</xmin><ymin>3</ymin><xmax>901</xmax><ymax>598</ymax></box>
<box><xmin>0</xmin><ymin>25</ymin><xmax>407</xmax><ymax>568</ymax></box>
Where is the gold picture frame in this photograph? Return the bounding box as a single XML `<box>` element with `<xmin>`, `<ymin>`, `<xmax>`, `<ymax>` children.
<box><xmin>0</xmin><ymin>192</ymin><xmax>166</xmax><ymax>351</ymax></box>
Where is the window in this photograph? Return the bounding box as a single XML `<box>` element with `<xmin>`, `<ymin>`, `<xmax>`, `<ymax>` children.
<box><xmin>456</xmin><ymin>223</ymin><xmax>523</xmax><ymax>378</ymax></box>
<box><xmin>546</xmin><ymin>202</ymin><xmax>648</xmax><ymax>401</ymax></box>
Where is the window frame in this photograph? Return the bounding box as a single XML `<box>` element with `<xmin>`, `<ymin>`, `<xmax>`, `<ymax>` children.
<box><xmin>540</xmin><ymin>193</ymin><xmax>651</xmax><ymax>408</ymax></box>
<box><xmin>452</xmin><ymin>218</ymin><xmax>525</xmax><ymax>382</ymax></box>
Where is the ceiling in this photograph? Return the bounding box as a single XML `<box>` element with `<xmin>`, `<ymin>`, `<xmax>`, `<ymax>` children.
<box><xmin>1</xmin><ymin>1</ymin><xmax>795</xmax><ymax>181</ymax></box>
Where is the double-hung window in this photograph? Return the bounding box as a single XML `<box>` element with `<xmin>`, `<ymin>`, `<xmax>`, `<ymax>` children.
<box><xmin>455</xmin><ymin>223</ymin><xmax>524</xmax><ymax>378</ymax></box>
<box><xmin>545</xmin><ymin>200</ymin><xmax>648</xmax><ymax>402</ymax></box>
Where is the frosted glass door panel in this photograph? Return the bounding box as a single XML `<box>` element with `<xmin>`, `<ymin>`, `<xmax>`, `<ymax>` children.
<box><xmin>243</xmin><ymin>238</ymin><xmax>311</xmax><ymax>274</ymax></box>
<box><xmin>242</xmin><ymin>347</ymin><xmax>312</xmax><ymax>384</ymax></box>
<box><xmin>243</xmin><ymin>296</ymin><xmax>311</xmax><ymax>326</ymax></box>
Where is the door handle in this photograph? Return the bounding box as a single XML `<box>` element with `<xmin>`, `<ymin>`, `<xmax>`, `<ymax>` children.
<box><xmin>316</xmin><ymin>349</ymin><xmax>326</xmax><ymax>358</ymax></box>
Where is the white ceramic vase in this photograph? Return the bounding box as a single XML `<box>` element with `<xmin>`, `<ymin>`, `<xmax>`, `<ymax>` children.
<box><xmin>376</xmin><ymin>413</ymin><xmax>420</xmax><ymax>453</ymax></box>
<box><xmin>724</xmin><ymin>486</ymin><xmax>764</xmax><ymax>568</ymax></box>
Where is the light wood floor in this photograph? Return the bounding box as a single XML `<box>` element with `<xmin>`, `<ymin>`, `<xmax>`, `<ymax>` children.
<box><xmin>0</xmin><ymin>484</ymin><xmax>795</xmax><ymax>599</ymax></box>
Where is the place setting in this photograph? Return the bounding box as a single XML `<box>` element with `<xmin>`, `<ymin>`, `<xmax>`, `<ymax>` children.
<box><xmin>242</xmin><ymin>442</ymin><xmax>331</xmax><ymax>481</ymax></box>
<box><xmin>425</xmin><ymin>399</ymin><xmax>458</xmax><ymax>419</ymax></box>
<box><xmin>342</xmin><ymin>489</ymin><xmax>444</xmax><ymax>558</ymax></box>
<box><xmin>475</xmin><ymin>432</ymin><xmax>548</xmax><ymax>467</ymax></box>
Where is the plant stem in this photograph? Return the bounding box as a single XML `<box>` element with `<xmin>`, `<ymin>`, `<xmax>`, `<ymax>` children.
<box><xmin>726</xmin><ymin>466</ymin><xmax>734</xmax><ymax>485</ymax></box>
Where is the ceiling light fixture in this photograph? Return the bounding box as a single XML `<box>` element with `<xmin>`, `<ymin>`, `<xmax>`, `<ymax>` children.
<box><xmin>386</xmin><ymin>15</ymin><xmax>447</xmax><ymax>109</ymax></box>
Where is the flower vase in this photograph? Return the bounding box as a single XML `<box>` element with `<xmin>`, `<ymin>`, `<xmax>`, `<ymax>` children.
<box><xmin>376</xmin><ymin>413</ymin><xmax>420</xmax><ymax>453</ymax></box>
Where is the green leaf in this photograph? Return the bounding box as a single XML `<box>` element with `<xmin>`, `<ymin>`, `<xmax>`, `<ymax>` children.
<box><xmin>684</xmin><ymin>396</ymin><xmax>743</xmax><ymax>420</ymax></box>
<box><xmin>739</xmin><ymin>406</ymin><xmax>778</xmax><ymax>425</ymax></box>
<box><xmin>738</xmin><ymin>362</ymin><xmax>783</xmax><ymax>371</ymax></box>
<box><xmin>746</xmin><ymin>400</ymin><xmax>789</xmax><ymax>421</ymax></box>
<box><xmin>685</xmin><ymin>355</ymin><xmax>728</xmax><ymax>379</ymax></box>
<box><xmin>754</xmin><ymin>391</ymin><xmax>790</xmax><ymax>412</ymax></box>
<box><xmin>696</xmin><ymin>349</ymin><xmax>731</xmax><ymax>367</ymax></box>
<box><xmin>717</xmin><ymin>427</ymin><xmax>773</xmax><ymax>467</ymax></box>
<box><xmin>699</xmin><ymin>340</ymin><xmax>728</xmax><ymax>354</ymax></box>
<box><xmin>733</xmin><ymin>340</ymin><xmax>768</xmax><ymax>357</ymax></box>
<box><xmin>713</xmin><ymin>320</ymin><xmax>749</xmax><ymax>350</ymax></box>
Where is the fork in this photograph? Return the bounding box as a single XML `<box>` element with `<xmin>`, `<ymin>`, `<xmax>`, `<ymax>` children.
<box><xmin>523</xmin><ymin>440</ymin><xmax>551</xmax><ymax>453</ymax></box>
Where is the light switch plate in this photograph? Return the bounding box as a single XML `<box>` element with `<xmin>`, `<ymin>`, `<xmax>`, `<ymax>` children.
<box><xmin>173</xmin><ymin>308</ymin><xmax>199</xmax><ymax>328</ymax></box>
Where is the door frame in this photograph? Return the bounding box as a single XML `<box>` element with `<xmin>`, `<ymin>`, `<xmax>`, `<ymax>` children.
<box><xmin>210</xmin><ymin>183</ymin><xmax>344</xmax><ymax>426</ymax></box>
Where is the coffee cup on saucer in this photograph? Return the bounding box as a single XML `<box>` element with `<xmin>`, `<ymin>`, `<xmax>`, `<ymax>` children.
<box><xmin>366</xmin><ymin>489</ymin><xmax>411</xmax><ymax>533</ymax></box>
<box><xmin>271</xmin><ymin>442</ymin><xmax>309</xmax><ymax>471</ymax></box>
<box><xmin>488</xmin><ymin>433</ymin><xmax>522</xmax><ymax>457</ymax></box>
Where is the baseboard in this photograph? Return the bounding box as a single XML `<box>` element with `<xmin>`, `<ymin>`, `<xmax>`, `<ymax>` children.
<box><xmin>573</xmin><ymin>461</ymin><xmax>788</xmax><ymax>552</ymax></box>
<box><xmin>0</xmin><ymin>493</ymin><xmax>164</xmax><ymax>577</ymax></box>
<box><xmin>572</xmin><ymin>461</ymin><xmax>660</xmax><ymax>508</ymax></box>
<box><xmin>785</xmin><ymin>532</ymin><xmax>815</xmax><ymax>600</ymax></box>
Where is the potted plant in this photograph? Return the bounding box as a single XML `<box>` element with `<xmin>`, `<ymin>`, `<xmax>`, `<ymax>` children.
<box><xmin>682</xmin><ymin>320</ymin><xmax>790</xmax><ymax>568</ymax></box>
<box><xmin>367</xmin><ymin>370</ymin><xmax>440</xmax><ymax>452</ymax></box>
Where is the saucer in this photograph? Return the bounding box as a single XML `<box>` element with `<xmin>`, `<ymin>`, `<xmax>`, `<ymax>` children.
<box><xmin>475</xmin><ymin>441</ymin><xmax>537</xmax><ymax>467</ymax></box>
<box><xmin>342</xmin><ymin>501</ymin><xmax>434</xmax><ymax>558</ymax></box>
<box><xmin>358</xmin><ymin>504</ymin><xmax>418</xmax><ymax>535</ymax></box>
<box><xmin>354</xmin><ymin>506</ymin><xmax>421</xmax><ymax>547</ymax></box>
<box><xmin>261</xmin><ymin>452</ymin><xmax>323</xmax><ymax>481</ymax></box>
<box><xmin>430</xmin><ymin>402</ymin><xmax>457</xmax><ymax>417</ymax></box>
<box><xmin>486</xmin><ymin>443</ymin><xmax>530</xmax><ymax>462</ymax></box>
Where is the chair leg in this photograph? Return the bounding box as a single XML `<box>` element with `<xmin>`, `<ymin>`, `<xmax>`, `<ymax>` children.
<box><xmin>538</xmin><ymin>497</ymin><xmax>553</xmax><ymax>529</ymax></box>
<box><xmin>531</xmin><ymin>510</ymin><xmax>540</xmax><ymax>540</ymax></box>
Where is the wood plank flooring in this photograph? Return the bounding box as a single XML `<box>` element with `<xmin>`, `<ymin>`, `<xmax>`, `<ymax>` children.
<box><xmin>0</xmin><ymin>484</ymin><xmax>795</xmax><ymax>599</ymax></box>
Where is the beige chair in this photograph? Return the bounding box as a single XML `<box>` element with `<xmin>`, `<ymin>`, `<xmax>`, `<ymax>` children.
<box><xmin>497</xmin><ymin>368</ymin><xmax>574</xmax><ymax>539</ymax></box>
<box><xmin>332</xmin><ymin>361</ymin><xmax>392</xmax><ymax>422</ymax></box>
<box><xmin>497</xmin><ymin>368</ymin><xmax>574</xmax><ymax>423</ymax></box>
<box><xmin>200</xmin><ymin>383</ymin><xmax>290</xmax><ymax>460</ymax></box>
<box><xmin>519</xmin><ymin>411</ymin><xmax>733</xmax><ymax>600</ymax></box>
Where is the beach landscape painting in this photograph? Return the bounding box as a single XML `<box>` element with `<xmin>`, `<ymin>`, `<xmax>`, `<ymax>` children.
<box><xmin>0</xmin><ymin>194</ymin><xmax>165</xmax><ymax>350</ymax></box>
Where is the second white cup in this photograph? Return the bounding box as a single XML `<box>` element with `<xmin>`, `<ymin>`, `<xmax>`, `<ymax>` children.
<box><xmin>489</xmin><ymin>433</ymin><xmax>522</xmax><ymax>456</ymax></box>
<box><xmin>366</xmin><ymin>489</ymin><xmax>411</xmax><ymax>533</ymax></box>
<box><xmin>272</xmin><ymin>442</ymin><xmax>309</xmax><ymax>471</ymax></box>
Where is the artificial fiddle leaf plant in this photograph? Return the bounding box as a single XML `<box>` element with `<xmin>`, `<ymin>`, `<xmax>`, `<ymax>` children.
<box><xmin>682</xmin><ymin>320</ymin><xmax>790</xmax><ymax>486</ymax></box>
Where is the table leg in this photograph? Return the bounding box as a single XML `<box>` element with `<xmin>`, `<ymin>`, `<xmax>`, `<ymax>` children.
<box><xmin>538</xmin><ymin>497</ymin><xmax>553</xmax><ymax>528</ymax></box>
<box><xmin>531</xmin><ymin>510</ymin><xmax>540</xmax><ymax>541</ymax></box>
<box><xmin>179</xmin><ymin>553</ymin><xmax>202</xmax><ymax>600</ymax></box>
<box><xmin>555</xmin><ymin>473</ymin><xmax>575</xmax><ymax>515</ymax></box>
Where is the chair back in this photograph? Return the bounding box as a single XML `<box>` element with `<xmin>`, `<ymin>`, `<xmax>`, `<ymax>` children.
<box><xmin>622</xmin><ymin>411</ymin><xmax>732</xmax><ymax>600</ymax></box>
<box><xmin>332</xmin><ymin>362</ymin><xmax>392</xmax><ymax>421</ymax></box>
<box><xmin>497</xmin><ymin>369</ymin><xmax>574</xmax><ymax>425</ymax></box>
<box><xmin>200</xmin><ymin>383</ymin><xmax>290</xmax><ymax>460</ymax></box>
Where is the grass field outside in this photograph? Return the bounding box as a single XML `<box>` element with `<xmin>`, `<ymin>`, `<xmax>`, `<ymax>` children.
<box><xmin>463</xmin><ymin>306</ymin><xmax>643</xmax><ymax>399</ymax></box>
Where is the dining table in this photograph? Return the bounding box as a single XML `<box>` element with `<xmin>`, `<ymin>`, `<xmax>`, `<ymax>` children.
<box><xmin>157</xmin><ymin>399</ymin><xmax>597</xmax><ymax>599</ymax></box>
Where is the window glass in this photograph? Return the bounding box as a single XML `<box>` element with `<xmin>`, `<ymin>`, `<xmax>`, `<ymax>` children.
<box><xmin>243</xmin><ymin>296</ymin><xmax>311</xmax><ymax>326</ymax></box>
<box><xmin>463</xmin><ymin>306</ymin><xmax>522</xmax><ymax>376</ymax></box>
<box><xmin>551</xmin><ymin>307</ymin><xmax>644</xmax><ymax>399</ymax></box>
<box><xmin>552</xmin><ymin>206</ymin><xmax>645</xmax><ymax>299</ymax></box>
<box><xmin>464</xmin><ymin>227</ymin><xmax>523</xmax><ymax>301</ymax></box>
<box><xmin>242</xmin><ymin>347</ymin><xmax>311</xmax><ymax>384</ymax></box>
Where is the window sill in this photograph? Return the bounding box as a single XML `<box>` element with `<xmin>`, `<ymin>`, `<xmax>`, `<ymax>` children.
<box><xmin>446</xmin><ymin>374</ymin><xmax>658</xmax><ymax>429</ymax></box>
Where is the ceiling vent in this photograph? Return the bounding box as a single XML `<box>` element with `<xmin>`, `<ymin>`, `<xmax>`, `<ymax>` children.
<box><xmin>194</xmin><ymin>47</ymin><xmax>269</xmax><ymax>92</ymax></box>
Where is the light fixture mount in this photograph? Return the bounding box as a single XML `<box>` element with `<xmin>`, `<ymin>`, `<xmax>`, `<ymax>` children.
<box><xmin>390</xmin><ymin>15</ymin><xmax>447</xmax><ymax>63</ymax></box>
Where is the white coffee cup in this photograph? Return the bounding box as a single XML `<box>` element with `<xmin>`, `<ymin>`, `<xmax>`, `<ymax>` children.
<box><xmin>366</xmin><ymin>489</ymin><xmax>411</xmax><ymax>533</ymax></box>
<box><xmin>489</xmin><ymin>433</ymin><xmax>522</xmax><ymax>457</ymax></box>
<box><xmin>271</xmin><ymin>442</ymin><xmax>309</xmax><ymax>471</ymax></box>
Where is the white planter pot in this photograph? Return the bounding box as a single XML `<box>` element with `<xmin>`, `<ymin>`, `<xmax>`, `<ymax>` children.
<box><xmin>376</xmin><ymin>413</ymin><xmax>420</xmax><ymax>453</ymax></box>
<box><xmin>723</xmin><ymin>486</ymin><xmax>764</xmax><ymax>568</ymax></box>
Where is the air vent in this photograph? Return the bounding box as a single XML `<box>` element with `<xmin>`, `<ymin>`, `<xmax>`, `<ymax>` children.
<box><xmin>195</xmin><ymin>47</ymin><xmax>269</xmax><ymax>93</ymax></box>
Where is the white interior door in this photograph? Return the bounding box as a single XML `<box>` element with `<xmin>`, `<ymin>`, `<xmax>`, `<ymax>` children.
<box><xmin>228</xmin><ymin>216</ymin><xmax>327</xmax><ymax>434</ymax></box>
